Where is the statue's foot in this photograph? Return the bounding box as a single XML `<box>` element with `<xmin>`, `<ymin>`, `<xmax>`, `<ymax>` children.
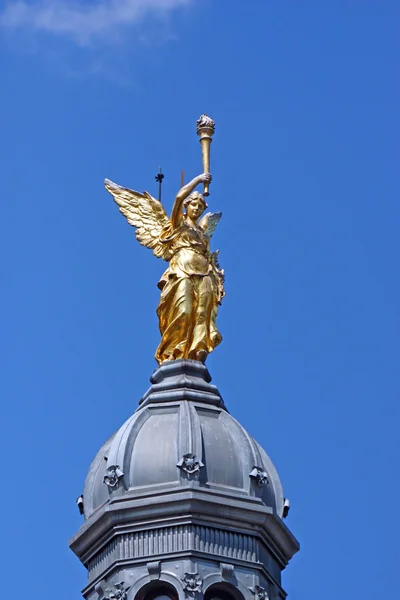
<box><xmin>196</xmin><ymin>349</ymin><xmax>208</xmax><ymax>363</ymax></box>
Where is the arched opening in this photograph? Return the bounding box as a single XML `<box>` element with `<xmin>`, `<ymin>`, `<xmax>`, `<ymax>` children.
<box><xmin>204</xmin><ymin>584</ymin><xmax>244</xmax><ymax>600</ymax></box>
<box><xmin>135</xmin><ymin>582</ymin><xmax>179</xmax><ymax>600</ymax></box>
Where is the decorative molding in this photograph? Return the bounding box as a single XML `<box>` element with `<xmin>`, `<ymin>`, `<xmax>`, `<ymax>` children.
<box><xmin>249</xmin><ymin>467</ymin><xmax>269</xmax><ymax>487</ymax></box>
<box><xmin>103</xmin><ymin>465</ymin><xmax>124</xmax><ymax>488</ymax></box>
<box><xmin>182</xmin><ymin>573</ymin><xmax>202</xmax><ymax>595</ymax></box>
<box><xmin>87</xmin><ymin>524</ymin><xmax>262</xmax><ymax>582</ymax></box>
<box><xmin>177</xmin><ymin>453</ymin><xmax>204</xmax><ymax>475</ymax></box>
<box><xmin>250</xmin><ymin>585</ymin><xmax>268</xmax><ymax>600</ymax></box>
<box><xmin>97</xmin><ymin>582</ymin><xmax>128</xmax><ymax>600</ymax></box>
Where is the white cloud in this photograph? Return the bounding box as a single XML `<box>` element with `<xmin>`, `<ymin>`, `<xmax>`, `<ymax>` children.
<box><xmin>0</xmin><ymin>0</ymin><xmax>192</xmax><ymax>46</ymax></box>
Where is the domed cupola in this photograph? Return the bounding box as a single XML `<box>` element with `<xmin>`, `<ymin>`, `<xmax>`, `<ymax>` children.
<box><xmin>71</xmin><ymin>361</ymin><xmax>298</xmax><ymax>600</ymax></box>
<box><xmin>83</xmin><ymin>361</ymin><xmax>284</xmax><ymax>521</ymax></box>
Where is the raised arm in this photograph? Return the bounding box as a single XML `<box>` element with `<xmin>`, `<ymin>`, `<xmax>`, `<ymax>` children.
<box><xmin>170</xmin><ymin>173</ymin><xmax>211</xmax><ymax>229</ymax></box>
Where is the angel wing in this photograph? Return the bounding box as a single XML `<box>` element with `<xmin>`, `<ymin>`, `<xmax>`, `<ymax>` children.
<box><xmin>105</xmin><ymin>178</ymin><xmax>172</xmax><ymax>260</ymax></box>
<box><xmin>199</xmin><ymin>211</ymin><xmax>222</xmax><ymax>238</ymax></box>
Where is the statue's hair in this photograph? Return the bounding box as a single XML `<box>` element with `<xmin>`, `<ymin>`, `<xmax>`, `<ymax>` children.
<box><xmin>183</xmin><ymin>191</ymin><xmax>208</xmax><ymax>211</ymax></box>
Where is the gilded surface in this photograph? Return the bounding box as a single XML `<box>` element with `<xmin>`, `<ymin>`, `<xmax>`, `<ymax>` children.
<box><xmin>196</xmin><ymin>113</ymin><xmax>215</xmax><ymax>197</ymax></box>
<box><xmin>105</xmin><ymin>172</ymin><xmax>224</xmax><ymax>364</ymax></box>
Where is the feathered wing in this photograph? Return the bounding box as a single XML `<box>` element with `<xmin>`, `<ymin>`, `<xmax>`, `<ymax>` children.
<box><xmin>199</xmin><ymin>211</ymin><xmax>222</xmax><ymax>238</ymax></box>
<box><xmin>105</xmin><ymin>178</ymin><xmax>171</xmax><ymax>260</ymax></box>
<box><xmin>199</xmin><ymin>212</ymin><xmax>225</xmax><ymax>303</ymax></box>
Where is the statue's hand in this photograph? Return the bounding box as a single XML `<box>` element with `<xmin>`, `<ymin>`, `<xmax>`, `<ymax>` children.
<box><xmin>199</xmin><ymin>173</ymin><xmax>212</xmax><ymax>185</ymax></box>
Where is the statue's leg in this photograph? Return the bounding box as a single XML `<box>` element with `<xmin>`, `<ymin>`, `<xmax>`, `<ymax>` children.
<box><xmin>155</xmin><ymin>276</ymin><xmax>194</xmax><ymax>363</ymax></box>
<box><xmin>188</xmin><ymin>275</ymin><xmax>213</xmax><ymax>361</ymax></box>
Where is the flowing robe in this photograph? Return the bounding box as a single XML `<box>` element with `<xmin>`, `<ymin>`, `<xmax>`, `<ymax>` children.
<box><xmin>155</xmin><ymin>218</ymin><xmax>223</xmax><ymax>363</ymax></box>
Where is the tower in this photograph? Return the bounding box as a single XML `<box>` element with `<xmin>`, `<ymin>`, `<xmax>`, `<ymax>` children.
<box><xmin>70</xmin><ymin>361</ymin><xmax>299</xmax><ymax>600</ymax></box>
<box><xmin>70</xmin><ymin>115</ymin><xmax>299</xmax><ymax>600</ymax></box>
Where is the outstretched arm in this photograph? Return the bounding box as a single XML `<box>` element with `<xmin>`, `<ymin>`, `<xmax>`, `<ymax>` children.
<box><xmin>170</xmin><ymin>173</ymin><xmax>211</xmax><ymax>229</ymax></box>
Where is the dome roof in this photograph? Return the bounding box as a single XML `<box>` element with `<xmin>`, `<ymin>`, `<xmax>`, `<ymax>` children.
<box><xmin>82</xmin><ymin>360</ymin><xmax>285</xmax><ymax>520</ymax></box>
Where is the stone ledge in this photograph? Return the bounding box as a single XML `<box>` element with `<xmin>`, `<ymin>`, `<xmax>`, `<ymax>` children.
<box><xmin>70</xmin><ymin>489</ymin><xmax>299</xmax><ymax>570</ymax></box>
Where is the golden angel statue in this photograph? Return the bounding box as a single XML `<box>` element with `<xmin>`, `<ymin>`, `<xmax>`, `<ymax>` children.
<box><xmin>105</xmin><ymin>172</ymin><xmax>224</xmax><ymax>364</ymax></box>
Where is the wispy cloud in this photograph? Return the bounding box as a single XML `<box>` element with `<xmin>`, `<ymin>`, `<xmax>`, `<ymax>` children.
<box><xmin>0</xmin><ymin>0</ymin><xmax>192</xmax><ymax>46</ymax></box>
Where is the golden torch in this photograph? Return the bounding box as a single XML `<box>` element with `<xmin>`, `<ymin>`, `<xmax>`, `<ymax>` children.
<box><xmin>196</xmin><ymin>114</ymin><xmax>215</xmax><ymax>196</ymax></box>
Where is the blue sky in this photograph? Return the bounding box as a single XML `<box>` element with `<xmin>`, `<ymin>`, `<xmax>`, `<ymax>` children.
<box><xmin>1</xmin><ymin>1</ymin><xmax>399</xmax><ymax>598</ymax></box>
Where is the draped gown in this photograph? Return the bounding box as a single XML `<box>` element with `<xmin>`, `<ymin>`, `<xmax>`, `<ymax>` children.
<box><xmin>155</xmin><ymin>217</ymin><xmax>223</xmax><ymax>363</ymax></box>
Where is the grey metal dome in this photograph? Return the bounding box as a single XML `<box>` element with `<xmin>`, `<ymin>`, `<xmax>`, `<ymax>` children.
<box><xmin>82</xmin><ymin>360</ymin><xmax>285</xmax><ymax>521</ymax></box>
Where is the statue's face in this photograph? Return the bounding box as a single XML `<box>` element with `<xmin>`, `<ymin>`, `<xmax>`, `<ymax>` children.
<box><xmin>186</xmin><ymin>194</ymin><xmax>205</xmax><ymax>221</ymax></box>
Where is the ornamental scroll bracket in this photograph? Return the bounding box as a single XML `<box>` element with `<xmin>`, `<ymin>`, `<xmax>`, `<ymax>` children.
<box><xmin>147</xmin><ymin>561</ymin><xmax>161</xmax><ymax>580</ymax></box>
<box><xmin>220</xmin><ymin>562</ymin><xmax>235</xmax><ymax>580</ymax></box>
